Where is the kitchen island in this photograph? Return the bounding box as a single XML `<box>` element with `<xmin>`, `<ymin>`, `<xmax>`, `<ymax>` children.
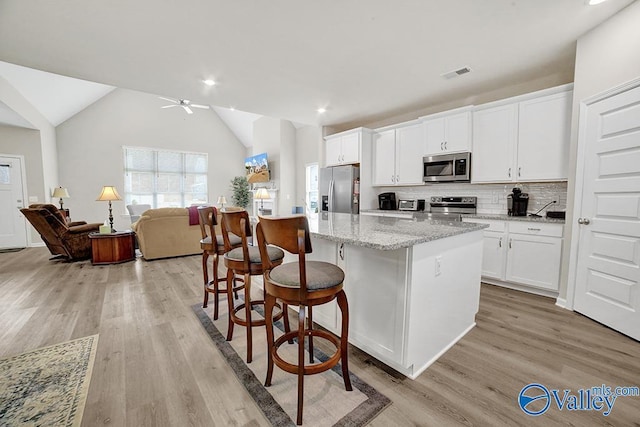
<box><xmin>306</xmin><ymin>213</ymin><xmax>487</xmax><ymax>379</ymax></box>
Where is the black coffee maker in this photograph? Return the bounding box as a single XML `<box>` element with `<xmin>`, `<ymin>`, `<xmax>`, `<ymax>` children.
<box><xmin>507</xmin><ymin>187</ymin><xmax>529</xmax><ymax>216</ymax></box>
<box><xmin>378</xmin><ymin>192</ymin><xmax>396</xmax><ymax>210</ymax></box>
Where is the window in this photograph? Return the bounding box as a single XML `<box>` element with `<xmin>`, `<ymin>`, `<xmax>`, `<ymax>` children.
<box><xmin>123</xmin><ymin>147</ymin><xmax>207</xmax><ymax>208</ymax></box>
<box><xmin>305</xmin><ymin>163</ymin><xmax>318</xmax><ymax>217</ymax></box>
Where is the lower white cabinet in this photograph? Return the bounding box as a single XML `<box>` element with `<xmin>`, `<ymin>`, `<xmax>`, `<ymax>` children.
<box><xmin>463</xmin><ymin>219</ymin><xmax>563</xmax><ymax>294</ymax></box>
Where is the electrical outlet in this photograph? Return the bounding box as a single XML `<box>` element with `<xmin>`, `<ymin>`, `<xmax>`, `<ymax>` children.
<box><xmin>435</xmin><ymin>256</ymin><xmax>442</xmax><ymax>277</ymax></box>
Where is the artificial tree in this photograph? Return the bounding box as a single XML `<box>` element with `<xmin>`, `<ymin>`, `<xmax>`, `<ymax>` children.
<box><xmin>230</xmin><ymin>176</ymin><xmax>251</xmax><ymax>209</ymax></box>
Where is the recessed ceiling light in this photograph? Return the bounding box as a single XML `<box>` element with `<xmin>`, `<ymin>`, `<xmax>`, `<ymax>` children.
<box><xmin>317</xmin><ymin>108</ymin><xmax>326</xmax><ymax>114</ymax></box>
<box><xmin>203</xmin><ymin>79</ymin><xmax>216</xmax><ymax>86</ymax></box>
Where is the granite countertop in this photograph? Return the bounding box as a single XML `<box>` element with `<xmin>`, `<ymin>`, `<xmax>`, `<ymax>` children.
<box><xmin>309</xmin><ymin>213</ymin><xmax>487</xmax><ymax>251</ymax></box>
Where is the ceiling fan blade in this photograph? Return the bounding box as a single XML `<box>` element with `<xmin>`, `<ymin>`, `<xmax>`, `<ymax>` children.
<box><xmin>158</xmin><ymin>96</ymin><xmax>178</xmax><ymax>104</ymax></box>
<box><xmin>183</xmin><ymin>106</ymin><xmax>193</xmax><ymax>114</ymax></box>
<box><xmin>161</xmin><ymin>105</ymin><xmax>177</xmax><ymax>109</ymax></box>
<box><xmin>190</xmin><ymin>104</ymin><xmax>210</xmax><ymax>109</ymax></box>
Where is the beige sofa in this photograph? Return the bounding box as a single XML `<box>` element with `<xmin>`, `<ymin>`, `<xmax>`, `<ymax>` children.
<box><xmin>132</xmin><ymin>207</ymin><xmax>203</xmax><ymax>260</ymax></box>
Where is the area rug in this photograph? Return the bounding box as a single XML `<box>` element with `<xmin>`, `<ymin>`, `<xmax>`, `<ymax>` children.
<box><xmin>193</xmin><ymin>303</ymin><xmax>391</xmax><ymax>426</ymax></box>
<box><xmin>0</xmin><ymin>335</ymin><xmax>99</xmax><ymax>426</ymax></box>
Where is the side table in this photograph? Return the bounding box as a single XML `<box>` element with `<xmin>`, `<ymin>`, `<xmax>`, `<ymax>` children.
<box><xmin>89</xmin><ymin>231</ymin><xmax>136</xmax><ymax>265</ymax></box>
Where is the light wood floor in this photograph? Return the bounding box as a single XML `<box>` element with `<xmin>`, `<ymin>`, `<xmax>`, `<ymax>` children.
<box><xmin>1</xmin><ymin>247</ymin><xmax>638</xmax><ymax>426</ymax></box>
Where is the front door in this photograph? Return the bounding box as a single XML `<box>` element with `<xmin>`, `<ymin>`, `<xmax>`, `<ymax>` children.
<box><xmin>573</xmin><ymin>84</ymin><xmax>640</xmax><ymax>341</ymax></box>
<box><xmin>0</xmin><ymin>156</ymin><xmax>28</xmax><ymax>249</ymax></box>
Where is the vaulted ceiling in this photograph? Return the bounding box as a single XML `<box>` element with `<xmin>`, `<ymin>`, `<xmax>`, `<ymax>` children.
<box><xmin>0</xmin><ymin>0</ymin><xmax>635</xmax><ymax>132</ymax></box>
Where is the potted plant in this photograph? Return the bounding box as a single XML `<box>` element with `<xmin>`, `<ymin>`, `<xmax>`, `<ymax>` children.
<box><xmin>230</xmin><ymin>176</ymin><xmax>251</xmax><ymax>209</ymax></box>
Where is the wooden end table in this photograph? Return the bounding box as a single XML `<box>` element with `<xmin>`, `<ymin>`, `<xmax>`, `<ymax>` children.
<box><xmin>89</xmin><ymin>230</ymin><xmax>136</xmax><ymax>265</ymax></box>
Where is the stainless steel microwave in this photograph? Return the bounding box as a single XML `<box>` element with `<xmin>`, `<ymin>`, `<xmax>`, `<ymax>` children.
<box><xmin>423</xmin><ymin>152</ymin><xmax>471</xmax><ymax>182</ymax></box>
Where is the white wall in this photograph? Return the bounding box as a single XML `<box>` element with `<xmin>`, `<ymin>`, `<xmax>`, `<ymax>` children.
<box><xmin>252</xmin><ymin>116</ymin><xmax>298</xmax><ymax>215</ymax></box>
<box><xmin>560</xmin><ymin>1</ymin><xmax>640</xmax><ymax>299</ymax></box>
<box><xmin>56</xmin><ymin>88</ymin><xmax>246</xmax><ymax>231</ymax></box>
<box><xmin>295</xmin><ymin>125</ymin><xmax>322</xmax><ymax>209</ymax></box>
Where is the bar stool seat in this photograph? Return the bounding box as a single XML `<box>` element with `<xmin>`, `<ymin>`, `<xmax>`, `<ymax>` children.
<box><xmin>256</xmin><ymin>215</ymin><xmax>352</xmax><ymax>425</ymax></box>
<box><xmin>221</xmin><ymin>210</ymin><xmax>288</xmax><ymax>363</ymax></box>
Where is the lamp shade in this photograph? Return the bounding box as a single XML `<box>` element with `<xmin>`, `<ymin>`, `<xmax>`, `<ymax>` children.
<box><xmin>52</xmin><ymin>187</ymin><xmax>70</xmax><ymax>199</ymax></box>
<box><xmin>96</xmin><ymin>186</ymin><xmax>122</xmax><ymax>201</ymax></box>
<box><xmin>217</xmin><ymin>195</ymin><xmax>227</xmax><ymax>205</ymax></box>
<box><xmin>255</xmin><ymin>188</ymin><xmax>270</xmax><ymax>200</ymax></box>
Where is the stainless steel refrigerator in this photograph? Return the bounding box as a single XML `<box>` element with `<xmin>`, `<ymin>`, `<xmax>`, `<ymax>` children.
<box><xmin>319</xmin><ymin>165</ymin><xmax>360</xmax><ymax>214</ymax></box>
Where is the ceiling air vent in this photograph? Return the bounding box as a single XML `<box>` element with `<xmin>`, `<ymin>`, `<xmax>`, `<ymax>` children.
<box><xmin>441</xmin><ymin>66</ymin><xmax>472</xmax><ymax>80</ymax></box>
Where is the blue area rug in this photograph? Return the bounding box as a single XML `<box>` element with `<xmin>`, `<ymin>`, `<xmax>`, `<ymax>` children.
<box><xmin>0</xmin><ymin>335</ymin><xmax>99</xmax><ymax>426</ymax></box>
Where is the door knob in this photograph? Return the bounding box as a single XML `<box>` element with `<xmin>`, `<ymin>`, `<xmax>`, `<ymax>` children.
<box><xmin>577</xmin><ymin>217</ymin><xmax>591</xmax><ymax>225</ymax></box>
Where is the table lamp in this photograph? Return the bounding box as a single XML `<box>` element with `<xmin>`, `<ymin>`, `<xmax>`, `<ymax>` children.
<box><xmin>96</xmin><ymin>186</ymin><xmax>122</xmax><ymax>232</ymax></box>
<box><xmin>255</xmin><ymin>188</ymin><xmax>270</xmax><ymax>215</ymax></box>
<box><xmin>217</xmin><ymin>195</ymin><xmax>227</xmax><ymax>210</ymax></box>
<box><xmin>52</xmin><ymin>187</ymin><xmax>70</xmax><ymax>210</ymax></box>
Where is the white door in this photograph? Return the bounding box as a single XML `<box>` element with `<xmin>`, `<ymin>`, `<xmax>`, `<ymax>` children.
<box><xmin>573</xmin><ymin>84</ymin><xmax>640</xmax><ymax>341</ymax></box>
<box><xmin>481</xmin><ymin>231</ymin><xmax>507</xmax><ymax>280</ymax></box>
<box><xmin>372</xmin><ymin>130</ymin><xmax>396</xmax><ymax>186</ymax></box>
<box><xmin>471</xmin><ymin>103</ymin><xmax>518</xmax><ymax>182</ymax></box>
<box><xmin>443</xmin><ymin>111</ymin><xmax>472</xmax><ymax>153</ymax></box>
<box><xmin>0</xmin><ymin>156</ymin><xmax>28</xmax><ymax>248</ymax></box>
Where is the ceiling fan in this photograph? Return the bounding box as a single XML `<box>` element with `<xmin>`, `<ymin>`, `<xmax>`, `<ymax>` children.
<box><xmin>159</xmin><ymin>97</ymin><xmax>210</xmax><ymax>114</ymax></box>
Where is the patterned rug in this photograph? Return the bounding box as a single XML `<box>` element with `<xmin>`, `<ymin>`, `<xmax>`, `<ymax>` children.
<box><xmin>0</xmin><ymin>335</ymin><xmax>99</xmax><ymax>426</ymax></box>
<box><xmin>193</xmin><ymin>303</ymin><xmax>391</xmax><ymax>426</ymax></box>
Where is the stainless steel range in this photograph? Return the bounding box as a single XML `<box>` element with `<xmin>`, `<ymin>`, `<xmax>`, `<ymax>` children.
<box><xmin>425</xmin><ymin>196</ymin><xmax>477</xmax><ymax>221</ymax></box>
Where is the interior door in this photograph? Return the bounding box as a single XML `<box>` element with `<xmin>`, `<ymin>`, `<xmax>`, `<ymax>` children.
<box><xmin>0</xmin><ymin>156</ymin><xmax>28</xmax><ymax>248</ymax></box>
<box><xmin>573</xmin><ymin>84</ymin><xmax>640</xmax><ymax>341</ymax></box>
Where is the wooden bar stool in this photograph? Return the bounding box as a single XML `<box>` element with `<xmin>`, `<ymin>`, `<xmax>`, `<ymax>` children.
<box><xmin>221</xmin><ymin>210</ymin><xmax>288</xmax><ymax>363</ymax></box>
<box><xmin>197</xmin><ymin>206</ymin><xmax>242</xmax><ymax>320</ymax></box>
<box><xmin>256</xmin><ymin>215</ymin><xmax>352</xmax><ymax>425</ymax></box>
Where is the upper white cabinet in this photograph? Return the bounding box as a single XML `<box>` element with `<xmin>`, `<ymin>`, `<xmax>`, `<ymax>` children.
<box><xmin>325</xmin><ymin>129</ymin><xmax>362</xmax><ymax>166</ymax></box>
<box><xmin>472</xmin><ymin>85</ymin><xmax>572</xmax><ymax>183</ymax></box>
<box><xmin>372</xmin><ymin>121</ymin><xmax>425</xmax><ymax>186</ymax></box>
<box><xmin>517</xmin><ymin>91</ymin><xmax>571</xmax><ymax>181</ymax></box>
<box><xmin>422</xmin><ymin>107</ymin><xmax>472</xmax><ymax>155</ymax></box>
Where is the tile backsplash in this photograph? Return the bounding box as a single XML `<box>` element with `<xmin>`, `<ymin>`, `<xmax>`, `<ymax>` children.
<box><xmin>376</xmin><ymin>182</ymin><xmax>567</xmax><ymax>215</ymax></box>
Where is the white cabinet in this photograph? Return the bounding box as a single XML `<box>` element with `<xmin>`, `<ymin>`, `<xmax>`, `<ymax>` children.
<box><xmin>517</xmin><ymin>91</ymin><xmax>571</xmax><ymax>181</ymax></box>
<box><xmin>471</xmin><ymin>104</ymin><xmax>518</xmax><ymax>182</ymax></box>
<box><xmin>372</xmin><ymin>122</ymin><xmax>424</xmax><ymax>186</ymax></box>
<box><xmin>505</xmin><ymin>222</ymin><xmax>563</xmax><ymax>291</ymax></box>
<box><xmin>463</xmin><ymin>218</ymin><xmax>563</xmax><ymax>294</ymax></box>
<box><xmin>325</xmin><ymin>129</ymin><xmax>362</xmax><ymax>166</ymax></box>
<box><xmin>472</xmin><ymin>85</ymin><xmax>572</xmax><ymax>183</ymax></box>
<box><xmin>422</xmin><ymin>108</ymin><xmax>472</xmax><ymax>155</ymax></box>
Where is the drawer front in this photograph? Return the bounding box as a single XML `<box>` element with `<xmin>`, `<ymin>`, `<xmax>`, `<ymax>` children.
<box><xmin>508</xmin><ymin>221</ymin><xmax>563</xmax><ymax>238</ymax></box>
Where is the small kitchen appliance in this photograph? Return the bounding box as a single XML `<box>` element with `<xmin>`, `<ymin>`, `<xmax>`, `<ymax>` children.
<box><xmin>378</xmin><ymin>192</ymin><xmax>397</xmax><ymax>210</ymax></box>
<box><xmin>423</xmin><ymin>152</ymin><xmax>471</xmax><ymax>183</ymax></box>
<box><xmin>398</xmin><ymin>199</ymin><xmax>426</xmax><ymax>211</ymax></box>
<box><xmin>426</xmin><ymin>196</ymin><xmax>477</xmax><ymax>221</ymax></box>
<box><xmin>507</xmin><ymin>187</ymin><xmax>529</xmax><ymax>216</ymax></box>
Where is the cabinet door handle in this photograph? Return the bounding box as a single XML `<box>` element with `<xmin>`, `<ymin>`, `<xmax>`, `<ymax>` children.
<box><xmin>339</xmin><ymin>243</ymin><xmax>344</xmax><ymax>261</ymax></box>
<box><xmin>440</xmin><ymin>142</ymin><xmax>444</xmax><ymax>151</ymax></box>
<box><xmin>518</xmin><ymin>166</ymin><xmax>522</xmax><ymax>177</ymax></box>
<box><xmin>499</xmin><ymin>237</ymin><xmax>502</xmax><ymax>248</ymax></box>
<box><xmin>509</xmin><ymin>238</ymin><xmax>512</xmax><ymax>249</ymax></box>
<box><xmin>508</xmin><ymin>167</ymin><xmax>511</xmax><ymax>178</ymax></box>
<box><xmin>391</xmin><ymin>174</ymin><xmax>395</xmax><ymax>183</ymax></box>
<box><xmin>444</xmin><ymin>141</ymin><xmax>447</xmax><ymax>150</ymax></box>
<box><xmin>396</xmin><ymin>174</ymin><xmax>399</xmax><ymax>182</ymax></box>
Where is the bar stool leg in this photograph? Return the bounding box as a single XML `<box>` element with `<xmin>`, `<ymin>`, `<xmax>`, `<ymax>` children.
<box><xmin>297</xmin><ymin>305</ymin><xmax>306</xmax><ymax>425</ymax></box>
<box><xmin>226</xmin><ymin>268</ymin><xmax>235</xmax><ymax>341</ymax></box>
<box><xmin>264</xmin><ymin>293</ymin><xmax>276</xmax><ymax>387</ymax></box>
<box><xmin>202</xmin><ymin>251</ymin><xmax>209</xmax><ymax>308</ymax></box>
<box><xmin>212</xmin><ymin>253</ymin><xmax>220</xmax><ymax>320</ymax></box>
<box><xmin>337</xmin><ymin>290</ymin><xmax>352</xmax><ymax>391</ymax></box>
<box><xmin>308</xmin><ymin>307</ymin><xmax>314</xmax><ymax>363</ymax></box>
<box><xmin>244</xmin><ymin>272</ymin><xmax>253</xmax><ymax>363</ymax></box>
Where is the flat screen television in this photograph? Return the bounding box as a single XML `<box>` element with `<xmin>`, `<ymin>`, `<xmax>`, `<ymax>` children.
<box><xmin>245</xmin><ymin>152</ymin><xmax>270</xmax><ymax>183</ymax></box>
